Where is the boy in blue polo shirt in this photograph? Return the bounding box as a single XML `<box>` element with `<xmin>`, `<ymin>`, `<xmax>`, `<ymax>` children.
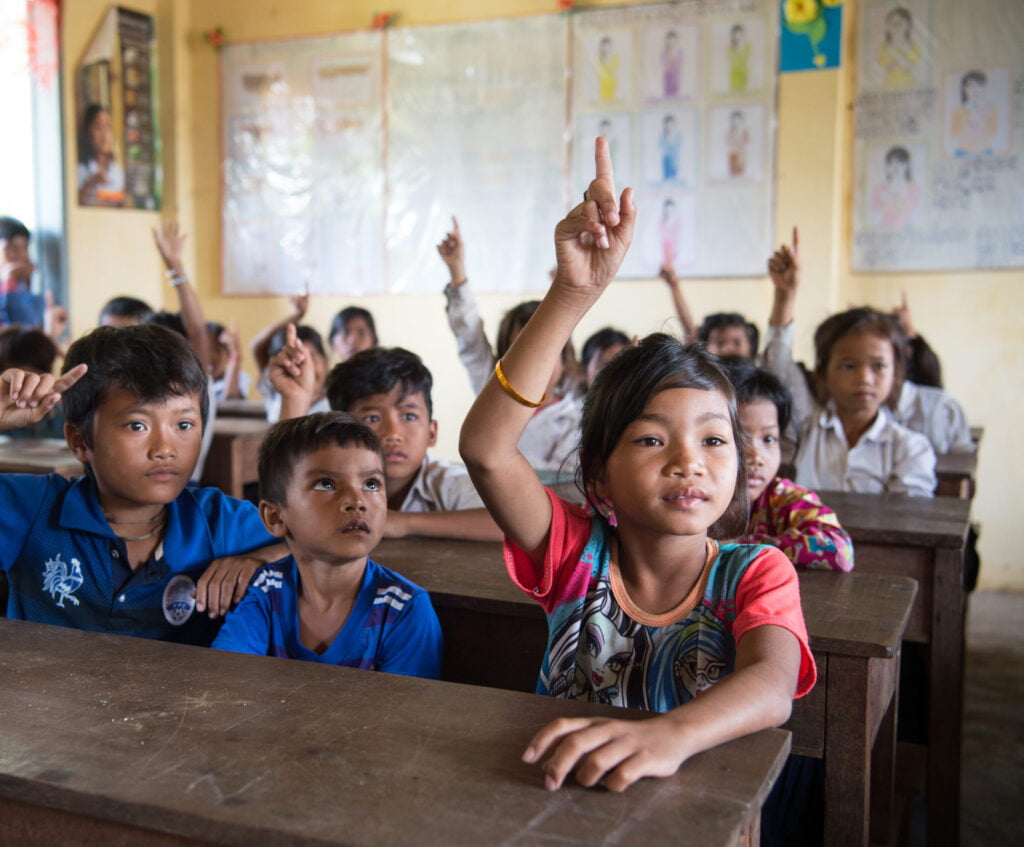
<box><xmin>0</xmin><ymin>324</ymin><xmax>284</xmax><ymax>643</ymax></box>
<box><xmin>213</xmin><ymin>412</ymin><xmax>442</xmax><ymax>678</ymax></box>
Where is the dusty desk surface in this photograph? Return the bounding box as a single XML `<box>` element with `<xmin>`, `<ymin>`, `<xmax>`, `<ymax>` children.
<box><xmin>0</xmin><ymin>437</ymin><xmax>82</xmax><ymax>477</ymax></box>
<box><xmin>817</xmin><ymin>490</ymin><xmax>970</xmax><ymax>548</ymax></box>
<box><xmin>214</xmin><ymin>398</ymin><xmax>266</xmax><ymax>419</ymax></box>
<box><xmin>0</xmin><ymin>618</ymin><xmax>790</xmax><ymax>847</ymax></box>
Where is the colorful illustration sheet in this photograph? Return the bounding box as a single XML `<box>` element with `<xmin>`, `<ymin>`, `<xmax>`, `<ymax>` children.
<box><xmin>572</xmin><ymin>0</ymin><xmax>779</xmax><ymax>278</ymax></box>
<box><xmin>852</xmin><ymin>0</ymin><xmax>1024</xmax><ymax>271</ymax></box>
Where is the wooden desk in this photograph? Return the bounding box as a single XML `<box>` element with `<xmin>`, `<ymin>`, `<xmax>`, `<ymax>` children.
<box><xmin>375</xmin><ymin>539</ymin><xmax>916</xmax><ymax>847</ymax></box>
<box><xmin>200</xmin><ymin>417</ymin><xmax>269</xmax><ymax>499</ymax></box>
<box><xmin>934</xmin><ymin>450</ymin><xmax>978</xmax><ymax>499</ymax></box>
<box><xmin>0</xmin><ymin>437</ymin><xmax>81</xmax><ymax>477</ymax></box>
<box><xmin>0</xmin><ymin>618</ymin><xmax>789</xmax><ymax>847</ymax></box>
<box><xmin>215</xmin><ymin>398</ymin><xmax>267</xmax><ymax>419</ymax></box>
<box><xmin>820</xmin><ymin>490</ymin><xmax>971</xmax><ymax>847</ymax></box>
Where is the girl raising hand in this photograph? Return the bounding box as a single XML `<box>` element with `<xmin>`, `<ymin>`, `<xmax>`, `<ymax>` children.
<box><xmin>460</xmin><ymin>138</ymin><xmax>815</xmax><ymax>793</ymax></box>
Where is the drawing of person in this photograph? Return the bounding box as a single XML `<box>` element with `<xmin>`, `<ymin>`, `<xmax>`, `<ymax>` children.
<box><xmin>728</xmin><ymin>23</ymin><xmax>750</xmax><ymax>93</ymax></box>
<box><xmin>871</xmin><ymin>146</ymin><xmax>920</xmax><ymax>230</ymax></box>
<box><xmin>597</xmin><ymin>35</ymin><xmax>620</xmax><ymax>102</ymax></box>
<box><xmin>660</xmin><ymin>197</ymin><xmax>682</xmax><ymax>265</ymax></box>
<box><xmin>660</xmin><ymin>114</ymin><xmax>682</xmax><ymax>181</ymax></box>
<box><xmin>727</xmin><ymin>110</ymin><xmax>750</xmax><ymax>177</ymax></box>
<box><xmin>77</xmin><ymin>103</ymin><xmax>125</xmax><ymax>207</ymax></box>
<box><xmin>951</xmin><ymin>70</ymin><xmax>998</xmax><ymax>156</ymax></box>
<box><xmin>583</xmin><ymin>618</ymin><xmax>633</xmax><ymax>705</ymax></box>
<box><xmin>878</xmin><ymin>6</ymin><xmax>920</xmax><ymax>89</ymax></box>
<box><xmin>662</xmin><ymin>29</ymin><xmax>683</xmax><ymax>98</ymax></box>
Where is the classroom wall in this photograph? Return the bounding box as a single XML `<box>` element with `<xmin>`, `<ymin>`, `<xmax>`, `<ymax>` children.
<box><xmin>61</xmin><ymin>0</ymin><xmax>1018</xmax><ymax>590</ymax></box>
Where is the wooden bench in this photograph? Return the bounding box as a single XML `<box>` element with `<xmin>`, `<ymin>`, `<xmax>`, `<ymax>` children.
<box><xmin>0</xmin><ymin>617</ymin><xmax>789</xmax><ymax>847</ymax></box>
<box><xmin>820</xmin><ymin>490</ymin><xmax>972</xmax><ymax>847</ymax></box>
<box><xmin>200</xmin><ymin>417</ymin><xmax>269</xmax><ymax>499</ymax></box>
<box><xmin>375</xmin><ymin>538</ymin><xmax>916</xmax><ymax>847</ymax></box>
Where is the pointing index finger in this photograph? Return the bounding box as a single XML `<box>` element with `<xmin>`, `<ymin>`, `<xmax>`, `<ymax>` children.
<box><xmin>53</xmin><ymin>363</ymin><xmax>88</xmax><ymax>394</ymax></box>
<box><xmin>593</xmin><ymin>137</ymin><xmax>619</xmax><ymax>227</ymax></box>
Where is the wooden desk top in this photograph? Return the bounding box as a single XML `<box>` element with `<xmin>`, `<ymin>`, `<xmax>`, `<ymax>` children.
<box><xmin>0</xmin><ymin>618</ymin><xmax>789</xmax><ymax>846</ymax></box>
<box><xmin>797</xmin><ymin>571</ymin><xmax>916</xmax><ymax>659</ymax></box>
<box><xmin>817</xmin><ymin>490</ymin><xmax>971</xmax><ymax>549</ymax></box>
<box><xmin>0</xmin><ymin>437</ymin><xmax>82</xmax><ymax>477</ymax></box>
<box><xmin>215</xmin><ymin>398</ymin><xmax>267</xmax><ymax>419</ymax></box>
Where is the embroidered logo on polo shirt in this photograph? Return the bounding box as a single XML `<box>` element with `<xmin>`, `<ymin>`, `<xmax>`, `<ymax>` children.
<box><xmin>42</xmin><ymin>554</ymin><xmax>84</xmax><ymax>608</ymax></box>
<box><xmin>162</xmin><ymin>575</ymin><xmax>197</xmax><ymax>626</ymax></box>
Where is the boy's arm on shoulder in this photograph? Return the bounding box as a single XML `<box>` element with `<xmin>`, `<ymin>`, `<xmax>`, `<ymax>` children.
<box><xmin>384</xmin><ymin>507</ymin><xmax>503</xmax><ymax>542</ymax></box>
<box><xmin>195</xmin><ymin>541</ymin><xmax>288</xmax><ymax>618</ymax></box>
<box><xmin>378</xmin><ymin>588</ymin><xmax>443</xmax><ymax>679</ymax></box>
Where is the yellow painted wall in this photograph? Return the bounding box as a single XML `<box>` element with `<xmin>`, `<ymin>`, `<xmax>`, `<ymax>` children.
<box><xmin>62</xmin><ymin>0</ymin><xmax>1016</xmax><ymax>589</ymax></box>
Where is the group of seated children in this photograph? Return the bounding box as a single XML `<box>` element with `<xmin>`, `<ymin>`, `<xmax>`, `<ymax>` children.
<box><xmin>0</xmin><ymin>137</ymin><xmax>971</xmax><ymax>817</ymax></box>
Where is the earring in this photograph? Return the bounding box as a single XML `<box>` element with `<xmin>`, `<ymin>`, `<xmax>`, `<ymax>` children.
<box><xmin>586</xmin><ymin>491</ymin><xmax>618</xmax><ymax>527</ymax></box>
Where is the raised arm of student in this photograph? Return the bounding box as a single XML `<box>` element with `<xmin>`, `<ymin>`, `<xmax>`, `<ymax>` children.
<box><xmin>220</xmin><ymin>320</ymin><xmax>245</xmax><ymax>400</ymax></box>
<box><xmin>383</xmin><ymin>507</ymin><xmax>503</xmax><ymax>542</ymax></box>
<box><xmin>439</xmin><ymin>217</ymin><xmax>495</xmax><ymax>394</ymax></box>
<box><xmin>659</xmin><ymin>261</ymin><xmax>697</xmax><ymax>343</ymax></box>
<box><xmin>0</xmin><ymin>365</ymin><xmax>88</xmax><ymax>432</ymax></box>
<box><xmin>268</xmin><ymin>322</ymin><xmax>317</xmax><ymax>421</ymax></box>
<box><xmin>153</xmin><ymin>221</ymin><xmax>212</xmax><ymax>373</ymax></box>
<box><xmin>250</xmin><ymin>294</ymin><xmax>308</xmax><ymax>372</ymax></box>
<box><xmin>460</xmin><ymin>138</ymin><xmax>635</xmax><ymax>559</ymax></box>
<box><xmin>762</xmin><ymin>226</ymin><xmax>814</xmax><ymax>427</ymax></box>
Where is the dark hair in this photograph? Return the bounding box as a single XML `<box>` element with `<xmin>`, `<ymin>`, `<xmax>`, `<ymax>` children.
<box><xmin>884</xmin><ymin>145</ymin><xmax>912</xmax><ymax>180</ymax></box>
<box><xmin>0</xmin><ymin>216</ymin><xmax>30</xmax><ymax>243</ymax></box>
<box><xmin>99</xmin><ymin>296</ymin><xmax>153</xmax><ymax>324</ymax></box>
<box><xmin>206</xmin><ymin>321</ymin><xmax>226</xmax><ymax>337</ymax></box>
<box><xmin>497</xmin><ymin>300</ymin><xmax>582</xmax><ymax>396</ymax></box>
<box><xmin>145</xmin><ymin>310</ymin><xmax>186</xmax><ymax>337</ymax></box>
<box><xmin>581</xmin><ymin>327</ymin><xmax>630</xmax><ymax>371</ymax></box>
<box><xmin>718</xmin><ymin>356</ymin><xmax>792</xmax><ymax>433</ymax></box>
<box><xmin>961</xmin><ymin>70</ymin><xmax>987</xmax><ymax>103</ymax></box>
<box><xmin>268</xmin><ymin>324</ymin><xmax>326</xmax><ymax>359</ymax></box>
<box><xmin>578</xmin><ymin>334</ymin><xmax>748</xmax><ymax>539</ymax></box>
<box><xmin>697</xmin><ymin>313</ymin><xmax>759</xmax><ymax>357</ymax></box>
<box><xmin>813</xmin><ymin>307</ymin><xmax>906</xmax><ymax>408</ymax></box>
<box><xmin>61</xmin><ymin>324</ymin><xmax>210</xmax><ymax>447</ymax></box>
<box><xmin>884</xmin><ymin>7</ymin><xmax>912</xmax><ymax>42</ymax></box>
<box><xmin>329</xmin><ymin>307</ymin><xmax>378</xmax><ymax>347</ymax></box>
<box><xmin>0</xmin><ymin>326</ymin><xmax>58</xmax><ymax>374</ymax></box>
<box><xmin>78</xmin><ymin>103</ymin><xmax>107</xmax><ymax>164</ymax></box>
<box><xmin>258</xmin><ymin>411</ymin><xmax>384</xmax><ymax>506</ymax></box>
<box><xmin>906</xmin><ymin>334</ymin><xmax>943</xmax><ymax>389</ymax></box>
<box><xmin>326</xmin><ymin>346</ymin><xmax>433</xmax><ymax>417</ymax></box>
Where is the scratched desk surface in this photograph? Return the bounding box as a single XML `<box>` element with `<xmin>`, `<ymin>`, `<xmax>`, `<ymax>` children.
<box><xmin>0</xmin><ymin>618</ymin><xmax>789</xmax><ymax>847</ymax></box>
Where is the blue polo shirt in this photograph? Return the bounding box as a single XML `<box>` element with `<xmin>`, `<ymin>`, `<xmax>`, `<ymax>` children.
<box><xmin>214</xmin><ymin>556</ymin><xmax>443</xmax><ymax>679</ymax></box>
<box><xmin>0</xmin><ymin>473</ymin><xmax>276</xmax><ymax>643</ymax></box>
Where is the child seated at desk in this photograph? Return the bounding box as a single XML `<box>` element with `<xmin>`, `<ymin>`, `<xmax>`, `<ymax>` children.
<box><xmin>763</xmin><ymin>229</ymin><xmax>936</xmax><ymax>496</ymax></box>
<box><xmin>0</xmin><ymin>324</ymin><xmax>285</xmax><ymax>642</ymax></box>
<box><xmin>270</xmin><ymin>330</ymin><xmax>501</xmax><ymax>542</ymax></box>
<box><xmin>721</xmin><ymin>356</ymin><xmax>854</xmax><ymax>572</ymax></box>
<box><xmin>460</xmin><ymin>138</ymin><xmax>815</xmax><ymax>793</ymax></box>
<box><xmin>212</xmin><ymin>412</ymin><xmax>442</xmax><ymax>677</ymax></box>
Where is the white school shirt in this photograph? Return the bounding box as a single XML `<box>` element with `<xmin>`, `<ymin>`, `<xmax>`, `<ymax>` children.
<box><xmin>399</xmin><ymin>455</ymin><xmax>484</xmax><ymax>512</ymax></box>
<box><xmin>794</xmin><ymin>404</ymin><xmax>937</xmax><ymax>497</ymax></box>
<box><xmin>444</xmin><ymin>282</ymin><xmax>494</xmax><ymax>395</ymax></box>
<box><xmin>896</xmin><ymin>381</ymin><xmax>975</xmax><ymax>455</ymax></box>
<box><xmin>191</xmin><ymin>378</ymin><xmax>218</xmax><ymax>484</ymax></box>
<box><xmin>257</xmin><ymin>370</ymin><xmax>330</xmax><ymax>423</ymax></box>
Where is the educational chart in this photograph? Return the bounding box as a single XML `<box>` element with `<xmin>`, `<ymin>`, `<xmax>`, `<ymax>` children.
<box><xmin>852</xmin><ymin>0</ymin><xmax>1024</xmax><ymax>271</ymax></box>
<box><xmin>386</xmin><ymin>16</ymin><xmax>567</xmax><ymax>294</ymax></box>
<box><xmin>221</xmin><ymin>31</ymin><xmax>385</xmax><ymax>295</ymax></box>
<box><xmin>572</xmin><ymin>0</ymin><xmax>779</xmax><ymax>278</ymax></box>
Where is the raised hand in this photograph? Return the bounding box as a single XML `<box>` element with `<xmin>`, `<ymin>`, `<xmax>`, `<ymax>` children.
<box><xmin>268</xmin><ymin>323</ymin><xmax>316</xmax><ymax>410</ymax></box>
<box><xmin>892</xmin><ymin>291</ymin><xmax>916</xmax><ymax>339</ymax></box>
<box><xmin>43</xmin><ymin>291</ymin><xmax>69</xmax><ymax>342</ymax></box>
<box><xmin>553</xmin><ymin>137</ymin><xmax>636</xmax><ymax>297</ymax></box>
<box><xmin>767</xmin><ymin>226</ymin><xmax>800</xmax><ymax>295</ymax></box>
<box><xmin>0</xmin><ymin>364</ymin><xmax>87</xmax><ymax>432</ymax></box>
<box><xmin>659</xmin><ymin>261</ymin><xmax>679</xmax><ymax>288</ymax></box>
<box><xmin>288</xmin><ymin>293</ymin><xmax>309</xmax><ymax>322</ymax></box>
<box><xmin>152</xmin><ymin>221</ymin><xmax>187</xmax><ymax>272</ymax></box>
<box><xmin>436</xmin><ymin>216</ymin><xmax>467</xmax><ymax>286</ymax></box>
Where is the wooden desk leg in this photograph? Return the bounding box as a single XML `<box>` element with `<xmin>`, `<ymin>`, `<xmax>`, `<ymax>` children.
<box><xmin>825</xmin><ymin>654</ymin><xmax>872</xmax><ymax>847</ymax></box>
<box><xmin>230</xmin><ymin>440</ymin><xmax>245</xmax><ymax>500</ymax></box>
<box><xmin>927</xmin><ymin>548</ymin><xmax>966</xmax><ymax>847</ymax></box>
<box><xmin>870</xmin><ymin>652</ymin><xmax>900</xmax><ymax>844</ymax></box>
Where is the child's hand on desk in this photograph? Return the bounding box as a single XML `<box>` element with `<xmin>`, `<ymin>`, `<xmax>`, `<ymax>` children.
<box><xmin>553</xmin><ymin>136</ymin><xmax>635</xmax><ymax>297</ymax></box>
<box><xmin>0</xmin><ymin>364</ymin><xmax>87</xmax><ymax>432</ymax></box>
<box><xmin>523</xmin><ymin>713</ymin><xmax>688</xmax><ymax>792</ymax></box>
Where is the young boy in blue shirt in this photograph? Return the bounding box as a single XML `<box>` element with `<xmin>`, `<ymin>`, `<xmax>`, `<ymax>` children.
<box><xmin>0</xmin><ymin>324</ymin><xmax>285</xmax><ymax>643</ymax></box>
<box><xmin>269</xmin><ymin>325</ymin><xmax>501</xmax><ymax>541</ymax></box>
<box><xmin>212</xmin><ymin>412</ymin><xmax>442</xmax><ymax>678</ymax></box>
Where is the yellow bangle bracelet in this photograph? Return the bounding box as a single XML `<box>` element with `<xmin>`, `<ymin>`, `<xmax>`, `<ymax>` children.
<box><xmin>494</xmin><ymin>359</ymin><xmax>546</xmax><ymax>408</ymax></box>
